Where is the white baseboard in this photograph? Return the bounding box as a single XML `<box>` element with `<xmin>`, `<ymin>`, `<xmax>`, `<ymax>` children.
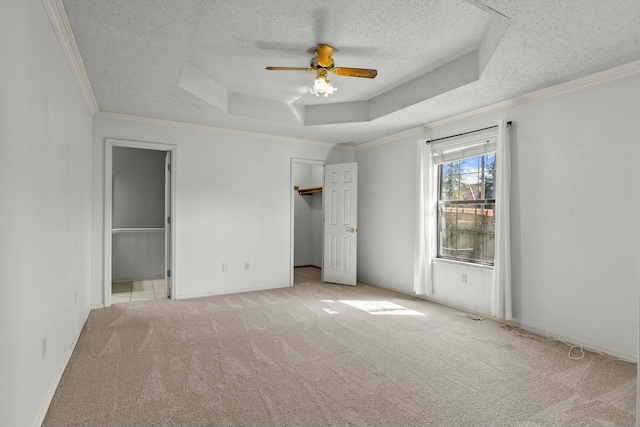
<box><xmin>359</xmin><ymin>279</ymin><xmax>637</xmax><ymax>364</ymax></box>
<box><xmin>501</xmin><ymin>319</ymin><xmax>637</xmax><ymax>363</ymax></box>
<box><xmin>175</xmin><ymin>283</ymin><xmax>292</xmax><ymax>300</ymax></box>
<box><xmin>35</xmin><ymin>305</ymin><xmax>92</xmax><ymax>427</ymax></box>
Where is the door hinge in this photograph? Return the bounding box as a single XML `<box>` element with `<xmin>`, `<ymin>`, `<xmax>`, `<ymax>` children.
<box><xmin>167</xmin><ymin>163</ymin><xmax>171</xmax><ymax>172</ymax></box>
<box><xmin>167</xmin><ymin>269</ymin><xmax>171</xmax><ymax>277</ymax></box>
<box><xmin>167</xmin><ymin>216</ymin><xmax>171</xmax><ymax>224</ymax></box>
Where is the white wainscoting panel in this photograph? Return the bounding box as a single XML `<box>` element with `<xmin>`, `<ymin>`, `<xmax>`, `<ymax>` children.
<box><xmin>112</xmin><ymin>229</ymin><xmax>165</xmax><ymax>282</ymax></box>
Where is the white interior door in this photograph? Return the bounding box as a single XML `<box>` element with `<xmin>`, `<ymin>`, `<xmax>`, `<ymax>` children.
<box><xmin>164</xmin><ymin>151</ymin><xmax>172</xmax><ymax>297</ymax></box>
<box><xmin>323</xmin><ymin>163</ymin><xmax>357</xmax><ymax>286</ymax></box>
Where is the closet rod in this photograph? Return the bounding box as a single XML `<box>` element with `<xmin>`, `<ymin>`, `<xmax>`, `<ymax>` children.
<box><xmin>426</xmin><ymin>121</ymin><xmax>511</xmax><ymax>144</ymax></box>
<box><xmin>297</xmin><ymin>186</ymin><xmax>323</xmax><ymax>196</ymax></box>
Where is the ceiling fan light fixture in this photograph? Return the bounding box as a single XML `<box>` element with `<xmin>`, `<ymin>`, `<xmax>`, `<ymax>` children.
<box><xmin>309</xmin><ymin>70</ymin><xmax>336</xmax><ymax>97</ymax></box>
<box><xmin>266</xmin><ymin>44</ymin><xmax>376</xmax><ymax>98</ymax></box>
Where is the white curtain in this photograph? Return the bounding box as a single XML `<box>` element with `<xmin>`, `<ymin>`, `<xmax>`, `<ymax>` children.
<box><xmin>413</xmin><ymin>140</ymin><xmax>435</xmax><ymax>296</ymax></box>
<box><xmin>415</xmin><ymin>121</ymin><xmax>512</xmax><ymax>316</ymax></box>
<box><xmin>491</xmin><ymin>119</ymin><xmax>512</xmax><ymax>320</ymax></box>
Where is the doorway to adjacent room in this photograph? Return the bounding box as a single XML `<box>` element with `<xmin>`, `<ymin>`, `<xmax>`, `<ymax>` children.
<box><xmin>103</xmin><ymin>139</ymin><xmax>176</xmax><ymax>307</ymax></box>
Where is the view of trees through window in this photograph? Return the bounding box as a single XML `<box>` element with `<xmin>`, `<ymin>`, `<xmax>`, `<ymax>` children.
<box><xmin>438</xmin><ymin>153</ymin><xmax>496</xmax><ymax>265</ymax></box>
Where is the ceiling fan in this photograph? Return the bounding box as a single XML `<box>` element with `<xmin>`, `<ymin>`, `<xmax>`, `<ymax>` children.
<box><xmin>266</xmin><ymin>43</ymin><xmax>377</xmax><ymax>97</ymax></box>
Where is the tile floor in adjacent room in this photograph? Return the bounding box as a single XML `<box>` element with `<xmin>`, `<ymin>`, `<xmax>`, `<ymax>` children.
<box><xmin>111</xmin><ymin>278</ymin><xmax>169</xmax><ymax>303</ymax></box>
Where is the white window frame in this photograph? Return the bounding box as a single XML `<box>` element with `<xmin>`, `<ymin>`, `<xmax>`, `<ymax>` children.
<box><xmin>430</xmin><ymin>126</ymin><xmax>498</xmax><ymax>266</ymax></box>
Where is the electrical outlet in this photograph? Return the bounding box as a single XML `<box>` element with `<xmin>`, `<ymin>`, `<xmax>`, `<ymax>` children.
<box><xmin>461</xmin><ymin>273</ymin><xmax>468</xmax><ymax>284</ymax></box>
<box><xmin>42</xmin><ymin>337</ymin><xmax>47</xmax><ymax>359</ymax></box>
<box><xmin>222</xmin><ymin>263</ymin><xmax>228</xmax><ymax>272</ymax></box>
<box><xmin>244</xmin><ymin>262</ymin><xmax>250</xmax><ymax>270</ymax></box>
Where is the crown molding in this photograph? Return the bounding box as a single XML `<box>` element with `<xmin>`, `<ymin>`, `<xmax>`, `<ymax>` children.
<box><xmin>43</xmin><ymin>0</ymin><xmax>637</xmax><ymax>152</ymax></box>
<box><xmin>42</xmin><ymin>0</ymin><xmax>99</xmax><ymax>115</ymax></box>
<box><xmin>353</xmin><ymin>125</ymin><xmax>431</xmax><ymax>151</ymax></box>
<box><xmin>94</xmin><ymin>111</ymin><xmax>353</xmax><ymax>150</ymax></box>
<box><xmin>355</xmin><ymin>60</ymin><xmax>640</xmax><ymax>151</ymax></box>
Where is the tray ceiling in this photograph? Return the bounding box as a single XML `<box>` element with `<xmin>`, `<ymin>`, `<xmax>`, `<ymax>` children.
<box><xmin>61</xmin><ymin>0</ymin><xmax>640</xmax><ymax>145</ymax></box>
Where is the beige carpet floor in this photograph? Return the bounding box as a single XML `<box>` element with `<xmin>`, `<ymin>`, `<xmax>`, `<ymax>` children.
<box><xmin>44</xmin><ymin>268</ymin><xmax>637</xmax><ymax>426</ymax></box>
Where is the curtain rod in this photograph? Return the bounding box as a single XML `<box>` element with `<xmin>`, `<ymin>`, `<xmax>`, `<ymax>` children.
<box><xmin>426</xmin><ymin>121</ymin><xmax>512</xmax><ymax>144</ymax></box>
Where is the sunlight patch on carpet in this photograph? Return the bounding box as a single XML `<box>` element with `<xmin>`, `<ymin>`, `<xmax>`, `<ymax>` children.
<box><xmin>339</xmin><ymin>300</ymin><xmax>425</xmax><ymax>316</ymax></box>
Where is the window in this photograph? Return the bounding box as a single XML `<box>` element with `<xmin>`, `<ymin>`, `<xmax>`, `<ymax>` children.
<box><xmin>438</xmin><ymin>153</ymin><xmax>496</xmax><ymax>265</ymax></box>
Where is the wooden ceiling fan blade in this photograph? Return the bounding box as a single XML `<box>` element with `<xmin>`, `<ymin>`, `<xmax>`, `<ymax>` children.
<box><xmin>316</xmin><ymin>44</ymin><xmax>333</xmax><ymax>67</ymax></box>
<box><xmin>331</xmin><ymin>67</ymin><xmax>378</xmax><ymax>78</ymax></box>
<box><xmin>266</xmin><ymin>66</ymin><xmax>314</xmax><ymax>71</ymax></box>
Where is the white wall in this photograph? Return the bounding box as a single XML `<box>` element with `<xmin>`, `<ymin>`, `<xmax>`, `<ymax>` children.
<box><xmin>356</xmin><ymin>72</ymin><xmax>640</xmax><ymax>359</ymax></box>
<box><xmin>356</xmin><ymin>138</ymin><xmax>417</xmax><ymax>292</ymax></box>
<box><xmin>92</xmin><ymin>118</ymin><xmax>353</xmax><ymax>303</ymax></box>
<box><xmin>310</xmin><ymin>192</ymin><xmax>323</xmax><ymax>267</ymax></box>
<box><xmin>112</xmin><ymin>147</ymin><xmax>166</xmax><ymax>229</ymax></box>
<box><xmin>0</xmin><ymin>1</ymin><xmax>93</xmax><ymax>426</ymax></box>
<box><xmin>293</xmin><ymin>163</ymin><xmax>323</xmax><ymax>267</ymax></box>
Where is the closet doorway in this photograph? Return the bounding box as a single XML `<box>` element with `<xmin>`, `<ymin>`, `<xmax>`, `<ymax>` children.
<box><xmin>291</xmin><ymin>160</ymin><xmax>325</xmax><ymax>281</ymax></box>
<box><xmin>103</xmin><ymin>139</ymin><xmax>176</xmax><ymax>307</ymax></box>
<box><xmin>290</xmin><ymin>159</ymin><xmax>359</xmax><ymax>287</ymax></box>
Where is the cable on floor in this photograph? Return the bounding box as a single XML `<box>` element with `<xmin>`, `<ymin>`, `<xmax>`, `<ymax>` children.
<box><xmin>500</xmin><ymin>323</ymin><xmax>631</xmax><ymax>362</ymax></box>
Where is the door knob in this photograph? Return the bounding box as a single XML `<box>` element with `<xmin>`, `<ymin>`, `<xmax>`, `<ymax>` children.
<box><xmin>346</xmin><ymin>227</ymin><xmax>357</xmax><ymax>233</ymax></box>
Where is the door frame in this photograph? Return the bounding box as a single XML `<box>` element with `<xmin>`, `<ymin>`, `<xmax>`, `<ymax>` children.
<box><xmin>290</xmin><ymin>158</ymin><xmax>325</xmax><ymax>286</ymax></box>
<box><xmin>103</xmin><ymin>138</ymin><xmax>177</xmax><ymax>307</ymax></box>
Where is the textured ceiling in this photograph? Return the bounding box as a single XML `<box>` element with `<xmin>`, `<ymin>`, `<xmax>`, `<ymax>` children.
<box><xmin>62</xmin><ymin>0</ymin><xmax>640</xmax><ymax>145</ymax></box>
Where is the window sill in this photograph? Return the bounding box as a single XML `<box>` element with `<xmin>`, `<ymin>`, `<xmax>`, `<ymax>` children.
<box><xmin>433</xmin><ymin>257</ymin><xmax>494</xmax><ymax>270</ymax></box>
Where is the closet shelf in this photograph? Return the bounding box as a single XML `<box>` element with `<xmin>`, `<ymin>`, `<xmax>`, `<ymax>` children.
<box><xmin>296</xmin><ymin>186</ymin><xmax>322</xmax><ymax>196</ymax></box>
